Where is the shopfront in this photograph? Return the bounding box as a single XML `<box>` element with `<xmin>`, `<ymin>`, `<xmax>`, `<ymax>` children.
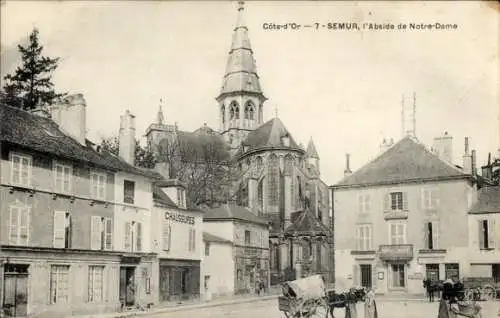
<box><xmin>159</xmin><ymin>259</ymin><xmax>200</xmax><ymax>302</ymax></box>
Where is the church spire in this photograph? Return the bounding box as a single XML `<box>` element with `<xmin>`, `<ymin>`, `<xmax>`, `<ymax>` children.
<box><xmin>217</xmin><ymin>1</ymin><xmax>265</xmax><ymax>101</ymax></box>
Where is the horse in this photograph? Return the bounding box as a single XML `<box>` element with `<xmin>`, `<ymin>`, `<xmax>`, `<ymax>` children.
<box><xmin>325</xmin><ymin>287</ymin><xmax>367</xmax><ymax>318</ymax></box>
<box><xmin>423</xmin><ymin>279</ymin><xmax>442</xmax><ymax>302</ymax></box>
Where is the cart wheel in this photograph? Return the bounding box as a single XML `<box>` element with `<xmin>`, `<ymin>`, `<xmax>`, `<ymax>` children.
<box><xmin>482</xmin><ymin>286</ymin><xmax>496</xmax><ymax>301</ymax></box>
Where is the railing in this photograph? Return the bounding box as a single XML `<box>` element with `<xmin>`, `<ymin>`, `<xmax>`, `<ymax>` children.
<box><xmin>378</xmin><ymin>244</ymin><xmax>413</xmax><ymax>261</ymax></box>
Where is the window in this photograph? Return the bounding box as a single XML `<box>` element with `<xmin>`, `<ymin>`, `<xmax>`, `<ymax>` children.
<box><xmin>385</xmin><ymin>191</ymin><xmax>408</xmax><ymax>212</ymax></box>
<box><xmin>123</xmin><ymin>180</ymin><xmax>135</xmax><ymax>204</ymax></box>
<box><xmin>188</xmin><ymin>228</ymin><xmax>196</xmax><ymax>252</ymax></box>
<box><xmin>294</xmin><ymin>244</ymin><xmax>303</xmax><ymax>261</ymax></box>
<box><xmin>358</xmin><ymin>194</ymin><xmax>371</xmax><ymax>213</ymax></box>
<box><xmin>9</xmin><ymin>203</ymin><xmax>30</xmax><ymax>245</ymax></box>
<box><xmin>88</xmin><ymin>266</ymin><xmax>104</xmax><ymax>302</ymax></box>
<box><xmin>229</xmin><ymin>101</ymin><xmax>240</xmax><ymax>120</ymax></box>
<box><xmin>389</xmin><ymin>222</ymin><xmax>406</xmax><ymax>244</ymax></box>
<box><xmin>50</xmin><ymin>265</ymin><xmax>70</xmax><ymax>304</ymax></box>
<box><xmin>422</xmin><ymin>188</ymin><xmax>440</xmax><ymax>209</ymax></box>
<box><xmin>177</xmin><ymin>189</ymin><xmax>186</xmax><ymax>208</ymax></box>
<box><xmin>163</xmin><ymin>221</ymin><xmax>171</xmax><ymax>251</ymax></box>
<box><xmin>124</xmin><ymin>222</ymin><xmax>132</xmax><ymax>252</ymax></box>
<box><xmin>391</xmin><ymin>192</ymin><xmax>403</xmax><ymax>210</ymax></box>
<box><xmin>91</xmin><ymin>216</ymin><xmax>112</xmax><ymax>250</ymax></box>
<box><xmin>445</xmin><ymin>263</ymin><xmax>459</xmax><ymax>280</ymax></box>
<box><xmin>205</xmin><ymin>243</ymin><xmax>210</xmax><ymax>256</ymax></box>
<box><xmin>479</xmin><ymin>219</ymin><xmax>496</xmax><ymax>250</ymax></box>
<box><xmin>54</xmin><ymin>211</ymin><xmax>71</xmax><ymax>249</ymax></box>
<box><xmin>357</xmin><ymin>224</ymin><xmax>372</xmax><ymax>250</ymax></box>
<box><xmin>10</xmin><ymin>153</ymin><xmax>32</xmax><ymax>186</ymax></box>
<box><xmin>244</xmin><ymin>230</ymin><xmax>251</xmax><ymax>245</ymax></box>
<box><xmin>54</xmin><ymin>162</ymin><xmax>72</xmax><ymax>193</ymax></box>
<box><xmin>268</xmin><ymin>155</ymin><xmax>279</xmax><ymax>205</ymax></box>
<box><xmin>391</xmin><ymin>264</ymin><xmax>406</xmax><ymax>288</ymax></box>
<box><xmin>257</xmin><ymin>177</ymin><xmax>264</xmax><ymax>214</ymax></box>
<box><xmin>136</xmin><ymin>222</ymin><xmax>142</xmax><ymax>252</ymax></box>
<box><xmin>425</xmin><ymin>221</ymin><xmax>439</xmax><ymax>250</ymax></box>
<box><xmin>90</xmin><ymin>172</ymin><xmax>106</xmax><ymax>200</ymax></box>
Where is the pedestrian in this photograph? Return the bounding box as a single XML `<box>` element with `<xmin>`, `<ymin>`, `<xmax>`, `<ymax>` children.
<box><xmin>363</xmin><ymin>288</ymin><xmax>378</xmax><ymax>318</ymax></box>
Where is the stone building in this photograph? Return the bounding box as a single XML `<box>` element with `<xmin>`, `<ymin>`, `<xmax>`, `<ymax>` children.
<box><xmin>144</xmin><ymin>1</ymin><xmax>332</xmax><ymax>286</ymax></box>
<box><xmin>331</xmin><ymin>133</ymin><xmax>478</xmax><ymax>295</ymax></box>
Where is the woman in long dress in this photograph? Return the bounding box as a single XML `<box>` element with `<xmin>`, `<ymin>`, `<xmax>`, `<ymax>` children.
<box><xmin>364</xmin><ymin>289</ymin><xmax>378</xmax><ymax>318</ymax></box>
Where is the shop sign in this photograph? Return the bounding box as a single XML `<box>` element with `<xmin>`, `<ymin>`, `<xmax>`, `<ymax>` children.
<box><xmin>165</xmin><ymin>211</ymin><xmax>195</xmax><ymax>224</ymax></box>
<box><xmin>379</xmin><ymin>244</ymin><xmax>413</xmax><ymax>261</ymax></box>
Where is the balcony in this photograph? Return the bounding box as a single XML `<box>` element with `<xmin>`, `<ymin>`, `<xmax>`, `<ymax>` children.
<box><xmin>378</xmin><ymin>244</ymin><xmax>413</xmax><ymax>261</ymax></box>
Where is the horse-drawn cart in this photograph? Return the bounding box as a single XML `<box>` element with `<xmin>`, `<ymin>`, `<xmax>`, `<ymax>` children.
<box><xmin>278</xmin><ymin>275</ymin><xmax>329</xmax><ymax>318</ymax></box>
<box><xmin>462</xmin><ymin>277</ymin><xmax>497</xmax><ymax>301</ymax></box>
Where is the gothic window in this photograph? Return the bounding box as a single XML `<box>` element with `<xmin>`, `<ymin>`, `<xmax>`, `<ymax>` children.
<box><xmin>256</xmin><ymin>156</ymin><xmax>263</xmax><ymax>170</ymax></box>
<box><xmin>230</xmin><ymin>101</ymin><xmax>240</xmax><ymax>120</ymax></box>
<box><xmin>258</xmin><ymin>177</ymin><xmax>264</xmax><ymax>215</ymax></box>
<box><xmin>296</xmin><ymin>176</ymin><xmax>302</xmax><ymax>207</ymax></box>
<box><xmin>284</xmin><ymin>155</ymin><xmax>293</xmax><ymax>175</ymax></box>
<box><xmin>268</xmin><ymin>154</ymin><xmax>279</xmax><ymax>206</ymax></box>
<box><xmin>244</xmin><ymin>101</ymin><xmax>255</xmax><ymax>120</ymax></box>
<box><xmin>221</xmin><ymin>105</ymin><xmax>225</xmax><ymax>124</ymax></box>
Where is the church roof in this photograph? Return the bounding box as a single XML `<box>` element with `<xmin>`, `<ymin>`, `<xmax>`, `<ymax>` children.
<box><xmin>237</xmin><ymin>117</ymin><xmax>304</xmax><ymax>157</ymax></box>
<box><xmin>284</xmin><ymin>208</ymin><xmax>331</xmax><ymax>237</ymax></box>
<box><xmin>203</xmin><ymin>204</ymin><xmax>268</xmax><ymax>226</ymax></box>
<box><xmin>306</xmin><ymin>138</ymin><xmax>319</xmax><ymax>159</ymax></box>
<box><xmin>218</xmin><ymin>2</ymin><xmax>264</xmax><ymax>100</ymax></box>
<box><xmin>158</xmin><ymin>125</ymin><xmax>230</xmax><ymax>163</ymax></box>
<box><xmin>333</xmin><ymin>136</ymin><xmax>468</xmax><ymax>188</ymax></box>
<box><xmin>469</xmin><ymin>186</ymin><xmax>500</xmax><ymax>214</ymax></box>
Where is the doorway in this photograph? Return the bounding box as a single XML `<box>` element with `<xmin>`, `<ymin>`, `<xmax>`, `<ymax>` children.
<box><xmin>390</xmin><ymin>264</ymin><xmax>406</xmax><ymax>288</ymax></box>
<box><xmin>3</xmin><ymin>264</ymin><xmax>29</xmax><ymax>318</ymax></box>
<box><xmin>119</xmin><ymin>267</ymin><xmax>136</xmax><ymax>307</ymax></box>
<box><xmin>426</xmin><ymin>264</ymin><xmax>440</xmax><ymax>281</ymax></box>
<box><xmin>360</xmin><ymin>264</ymin><xmax>372</xmax><ymax>289</ymax></box>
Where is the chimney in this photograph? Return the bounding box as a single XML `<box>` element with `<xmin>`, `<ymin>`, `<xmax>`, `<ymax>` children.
<box><xmin>119</xmin><ymin>110</ymin><xmax>136</xmax><ymax>165</ymax></box>
<box><xmin>462</xmin><ymin>137</ymin><xmax>472</xmax><ymax>174</ymax></box>
<box><xmin>433</xmin><ymin>131</ymin><xmax>453</xmax><ymax>163</ymax></box>
<box><xmin>471</xmin><ymin>150</ymin><xmax>477</xmax><ymax>176</ymax></box>
<box><xmin>154</xmin><ymin>161</ymin><xmax>170</xmax><ymax>179</ymax></box>
<box><xmin>344</xmin><ymin>154</ymin><xmax>352</xmax><ymax>177</ymax></box>
<box><xmin>49</xmin><ymin>93</ymin><xmax>87</xmax><ymax>145</ymax></box>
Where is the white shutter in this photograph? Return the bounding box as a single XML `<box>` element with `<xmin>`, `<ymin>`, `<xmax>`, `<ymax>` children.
<box><xmin>53</xmin><ymin>211</ymin><xmax>66</xmax><ymax>248</ymax></box>
<box><xmin>384</xmin><ymin>193</ymin><xmax>390</xmax><ymax>212</ymax></box>
<box><xmin>402</xmin><ymin>192</ymin><xmax>408</xmax><ymax>211</ymax></box>
<box><xmin>432</xmin><ymin>221</ymin><xmax>439</xmax><ymax>249</ymax></box>
<box><xmin>488</xmin><ymin>219</ymin><xmax>496</xmax><ymax>249</ymax></box>
<box><xmin>90</xmin><ymin>216</ymin><xmax>102</xmax><ymax>250</ymax></box>
<box><xmin>163</xmin><ymin>222</ymin><xmax>171</xmax><ymax>251</ymax></box>
<box><xmin>433</xmin><ymin>189</ymin><xmax>440</xmax><ymax>209</ymax></box>
<box><xmin>192</xmin><ymin>228</ymin><xmax>196</xmax><ymax>251</ymax></box>
<box><xmin>9</xmin><ymin>206</ymin><xmax>19</xmax><ymax>244</ymax></box>
<box><xmin>104</xmin><ymin>218</ymin><xmax>112</xmax><ymax>250</ymax></box>
<box><xmin>358</xmin><ymin>195</ymin><xmax>363</xmax><ymax>213</ymax></box>
<box><xmin>136</xmin><ymin>222</ymin><xmax>142</xmax><ymax>252</ymax></box>
<box><xmin>368</xmin><ymin>225</ymin><xmax>373</xmax><ymax>250</ymax></box>
<box><xmin>19</xmin><ymin>205</ymin><xmax>30</xmax><ymax>245</ymax></box>
<box><xmin>365</xmin><ymin>194</ymin><xmax>371</xmax><ymax>213</ymax></box>
<box><xmin>124</xmin><ymin>222</ymin><xmax>131</xmax><ymax>251</ymax></box>
<box><xmin>479</xmin><ymin>220</ymin><xmax>485</xmax><ymax>249</ymax></box>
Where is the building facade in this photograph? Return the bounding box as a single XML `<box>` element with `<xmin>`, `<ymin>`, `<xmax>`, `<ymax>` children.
<box><xmin>331</xmin><ymin>135</ymin><xmax>477</xmax><ymax>295</ymax></box>
<box><xmin>144</xmin><ymin>1</ymin><xmax>332</xmax><ymax>286</ymax></box>
<box><xmin>0</xmin><ymin>98</ymin><xmax>160</xmax><ymax>317</ymax></box>
<box><xmin>203</xmin><ymin>205</ymin><xmax>269</xmax><ymax>295</ymax></box>
<box><xmin>202</xmin><ymin>232</ymin><xmax>234</xmax><ymax>299</ymax></box>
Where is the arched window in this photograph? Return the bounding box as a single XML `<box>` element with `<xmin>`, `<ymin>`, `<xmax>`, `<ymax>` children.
<box><xmin>284</xmin><ymin>155</ymin><xmax>293</xmax><ymax>175</ymax></box>
<box><xmin>258</xmin><ymin>177</ymin><xmax>264</xmax><ymax>215</ymax></box>
<box><xmin>296</xmin><ymin>176</ymin><xmax>302</xmax><ymax>207</ymax></box>
<box><xmin>268</xmin><ymin>154</ymin><xmax>279</xmax><ymax>206</ymax></box>
<box><xmin>221</xmin><ymin>105</ymin><xmax>225</xmax><ymax>124</ymax></box>
<box><xmin>230</xmin><ymin>101</ymin><xmax>239</xmax><ymax>120</ymax></box>
<box><xmin>256</xmin><ymin>156</ymin><xmax>263</xmax><ymax>171</ymax></box>
<box><xmin>244</xmin><ymin>101</ymin><xmax>255</xmax><ymax>120</ymax></box>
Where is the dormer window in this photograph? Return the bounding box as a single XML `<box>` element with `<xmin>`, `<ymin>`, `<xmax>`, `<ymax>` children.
<box><xmin>281</xmin><ymin>134</ymin><xmax>290</xmax><ymax>147</ymax></box>
<box><xmin>177</xmin><ymin>188</ymin><xmax>186</xmax><ymax>209</ymax></box>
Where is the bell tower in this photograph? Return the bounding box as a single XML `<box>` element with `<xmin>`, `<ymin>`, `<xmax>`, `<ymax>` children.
<box><xmin>216</xmin><ymin>1</ymin><xmax>267</xmax><ymax>152</ymax></box>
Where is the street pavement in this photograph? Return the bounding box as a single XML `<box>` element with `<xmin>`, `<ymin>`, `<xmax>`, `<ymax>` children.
<box><xmin>145</xmin><ymin>298</ymin><xmax>500</xmax><ymax>318</ymax></box>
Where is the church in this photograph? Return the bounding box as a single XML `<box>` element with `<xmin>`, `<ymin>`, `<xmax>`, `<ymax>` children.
<box><xmin>145</xmin><ymin>1</ymin><xmax>334</xmax><ymax>286</ymax></box>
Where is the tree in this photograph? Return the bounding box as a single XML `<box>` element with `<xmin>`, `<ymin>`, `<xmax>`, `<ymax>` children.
<box><xmin>99</xmin><ymin>136</ymin><xmax>156</xmax><ymax>169</ymax></box>
<box><xmin>1</xmin><ymin>28</ymin><xmax>66</xmax><ymax>110</ymax></box>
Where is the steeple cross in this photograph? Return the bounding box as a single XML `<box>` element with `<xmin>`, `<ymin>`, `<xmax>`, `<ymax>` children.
<box><xmin>238</xmin><ymin>1</ymin><xmax>245</xmax><ymax>11</ymax></box>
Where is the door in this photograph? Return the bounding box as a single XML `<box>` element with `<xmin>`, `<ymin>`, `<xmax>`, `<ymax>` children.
<box><xmin>426</xmin><ymin>264</ymin><xmax>440</xmax><ymax>281</ymax></box>
<box><xmin>391</xmin><ymin>264</ymin><xmax>406</xmax><ymax>288</ymax></box>
<box><xmin>159</xmin><ymin>267</ymin><xmax>170</xmax><ymax>302</ymax></box>
<box><xmin>119</xmin><ymin>267</ymin><xmax>136</xmax><ymax>307</ymax></box>
<box><xmin>360</xmin><ymin>264</ymin><xmax>372</xmax><ymax>289</ymax></box>
<box><xmin>3</xmin><ymin>264</ymin><xmax>29</xmax><ymax>318</ymax></box>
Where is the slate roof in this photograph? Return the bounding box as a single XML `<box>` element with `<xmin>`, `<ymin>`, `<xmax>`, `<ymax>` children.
<box><xmin>203</xmin><ymin>204</ymin><xmax>268</xmax><ymax>225</ymax></box>
<box><xmin>469</xmin><ymin>186</ymin><xmax>500</xmax><ymax>214</ymax></box>
<box><xmin>237</xmin><ymin>117</ymin><xmax>304</xmax><ymax>157</ymax></box>
<box><xmin>333</xmin><ymin>136</ymin><xmax>468</xmax><ymax>188</ymax></box>
<box><xmin>284</xmin><ymin>209</ymin><xmax>331</xmax><ymax>237</ymax></box>
<box><xmin>0</xmin><ymin>104</ymin><xmax>160</xmax><ymax>179</ymax></box>
<box><xmin>203</xmin><ymin>232</ymin><xmax>233</xmax><ymax>244</ymax></box>
<box><xmin>152</xmin><ymin>186</ymin><xmax>178</xmax><ymax>208</ymax></box>
<box><xmin>158</xmin><ymin>126</ymin><xmax>230</xmax><ymax>163</ymax></box>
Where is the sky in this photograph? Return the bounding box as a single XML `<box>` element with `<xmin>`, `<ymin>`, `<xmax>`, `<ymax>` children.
<box><xmin>1</xmin><ymin>1</ymin><xmax>499</xmax><ymax>186</ymax></box>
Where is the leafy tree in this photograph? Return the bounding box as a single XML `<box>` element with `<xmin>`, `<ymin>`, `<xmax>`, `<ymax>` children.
<box><xmin>99</xmin><ymin>136</ymin><xmax>156</xmax><ymax>169</ymax></box>
<box><xmin>1</xmin><ymin>28</ymin><xmax>65</xmax><ymax>110</ymax></box>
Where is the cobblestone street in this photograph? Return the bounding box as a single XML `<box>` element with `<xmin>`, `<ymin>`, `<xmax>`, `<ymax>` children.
<box><xmin>147</xmin><ymin>298</ymin><xmax>500</xmax><ymax>318</ymax></box>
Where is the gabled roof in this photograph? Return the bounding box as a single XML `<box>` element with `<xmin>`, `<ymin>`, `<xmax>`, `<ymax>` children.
<box><xmin>333</xmin><ymin>136</ymin><xmax>468</xmax><ymax>188</ymax></box>
<box><xmin>203</xmin><ymin>204</ymin><xmax>268</xmax><ymax>225</ymax></box>
<box><xmin>238</xmin><ymin>117</ymin><xmax>304</xmax><ymax>157</ymax></box>
<box><xmin>469</xmin><ymin>186</ymin><xmax>500</xmax><ymax>214</ymax></box>
<box><xmin>152</xmin><ymin>186</ymin><xmax>178</xmax><ymax>208</ymax></box>
<box><xmin>306</xmin><ymin>138</ymin><xmax>319</xmax><ymax>159</ymax></box>
<box><xmin>0</xmin><ymin>104</ymin><xmax>160</xmax><ymax>179</ymax></box>
<box><xmin>218</xmin><ymin>2</ymin><xmax>264</xmax><ymax>99</ymax></box>
<box><xmin>284</xmin><ymin>208</ymin><xmax>331</xmax><ymax>237</ymax></box>
<box><xmin>203</xmin><ymin>232</ymin><xmax>233</xmax><ymax>244</ymax></box>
